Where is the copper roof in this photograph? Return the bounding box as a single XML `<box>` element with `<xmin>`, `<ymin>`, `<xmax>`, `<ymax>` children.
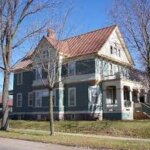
<box><xmin>13</xmin><ymin>25</ymin><xmax>117</xmax><ymax>71</ymax></box>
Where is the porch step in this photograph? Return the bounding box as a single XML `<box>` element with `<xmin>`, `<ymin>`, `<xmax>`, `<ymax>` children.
<box><xmin>134</xmin><ymin>112</ymin><xmax>150</xmax><ymax>120</ymax></box>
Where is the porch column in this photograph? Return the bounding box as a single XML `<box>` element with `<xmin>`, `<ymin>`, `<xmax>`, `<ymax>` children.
<box><xmin>144</xmin><ymin>93</ymin><xmax>147</xmax><ymax>103</ymax></box>
<box><xmin>58</xmin><ymin>83</ymin><xmax>64</xmax><ymax>120</ymax></box>
<box><xmin>129</xmin><ymin>88</ymin><xmax>133</xmax><ymax>102</ymax></box>
<box><xmin>102</xmin><ymin>89</ymin><xmax>107</xmax><ymax>110</ymax></box>
<box><xmin>137</xmin><ymin>90</ymin><xmax>140</xmax><ymax>103</ymax></box>
<box><xmin>117</xmin><ymin>85</ymin><xmax>124</xmax><ymax>111</ymax></box>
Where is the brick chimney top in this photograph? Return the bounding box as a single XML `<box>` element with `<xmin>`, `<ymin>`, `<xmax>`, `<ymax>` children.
<box><xmin>47</xmin><ymin>29</ymin><xmax>56</xmax><ymax>39</ymax></box>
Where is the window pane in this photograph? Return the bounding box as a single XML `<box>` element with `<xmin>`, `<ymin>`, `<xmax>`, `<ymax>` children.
<box><xmin>69</xmin><ymin>88</ymin><xmax>76</xmax><ymax>106</ymax></box>
<box><xmin>68</xmin><ymin>62</ymin><xmax>75</xmax><ymax>76</ymax></box>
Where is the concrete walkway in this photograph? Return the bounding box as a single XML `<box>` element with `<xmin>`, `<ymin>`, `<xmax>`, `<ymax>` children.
<box><xmin>9</xmin><ymin>128</ymin><xmax>150</xmax><ymax>142</ymax></box>
<box><xmin>0</xmin><ymin>137</ymin><xmax>94</xmax><ymax>150</ymax></box>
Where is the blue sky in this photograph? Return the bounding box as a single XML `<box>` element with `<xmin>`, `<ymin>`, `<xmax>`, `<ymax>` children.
<box><xmin>63</xmin><ymin>0</ymin><xmax>113</xmax><ymax>38</ymax></box>
<box><xmin>0</xmin><ymin>0</ymin><xmax>114</xmax><ymax>91</ymax></box>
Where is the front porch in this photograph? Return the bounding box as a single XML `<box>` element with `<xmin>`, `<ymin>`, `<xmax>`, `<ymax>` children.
<box><xmin>102</xmin><ymin>78</ymin><xmax>148</xmax><ymax>120</ymax></box>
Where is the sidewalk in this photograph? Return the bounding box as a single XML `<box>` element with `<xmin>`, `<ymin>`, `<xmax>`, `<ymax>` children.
<box><xmin>9</xmin><ymin>128</ymin><xmax>150</xmax><ymax>142</ymax></box>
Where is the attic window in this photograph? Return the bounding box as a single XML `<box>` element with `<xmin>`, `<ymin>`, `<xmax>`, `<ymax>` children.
<box><xmin>110</xmin><ymin>46</ymin><xmax>113</xmax><ymax>54</ymax></box>
<box><xmin>118</xmin><ymin>49</ymin><xmax>121</xmax><ymax>57</ymax></box>
<box><xmin>43</xmin><ymin>50</ymin><xmax>49</xmax><ymax>58</ymax></box>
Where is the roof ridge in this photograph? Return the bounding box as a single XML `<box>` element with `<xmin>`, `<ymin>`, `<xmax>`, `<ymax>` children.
<box><xmin>62</xmin><ymin>24</ymin><xmax>117</xmax><ymax>41</ymax></box>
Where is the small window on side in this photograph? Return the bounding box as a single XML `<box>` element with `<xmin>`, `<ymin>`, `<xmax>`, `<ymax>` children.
<box><xmin>110</xmin><ymin>46</ymin><xmax>113</xmax><ymax>54</ymax></box>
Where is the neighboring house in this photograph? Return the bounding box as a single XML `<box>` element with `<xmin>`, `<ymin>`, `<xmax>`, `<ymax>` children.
<box><xmin>12</xmin><ymin>25</ymin><xmax>150</xmax><ymax>120</ymax></box>
<box><xmin>0</xmin><ymin>96</ymin><xmax>13</xmax><ymax>118</ymax></box>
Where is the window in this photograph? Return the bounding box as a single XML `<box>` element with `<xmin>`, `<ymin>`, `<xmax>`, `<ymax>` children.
<box><xmin>106</xmin><ymin>87</ymin><xmax>117</xmax><ymax>106</ymax></box>
<box><xmin>28</xmin><ymin>92</ymin><xmax>33</xmax><ymax>107</ymax></box>
<box><xmin>68</xmin><ymin>88</ymin><xmax>76</xmax><ymax>106</ymax></box>
<box><xmin>118</xmin><ymin>49</ymin><xmax>121</xmax><ymax>57</ymax></box>
<box><xmin>88</xmin><ymin>86</ymin><xmax>99</xmax><ymax>104</ymax></box>
<box><xmin>35</xmin><ymin>67</ymin><xmax>42</xmax><ymax>80</ymax></box>
<box><xmin>53</xmin><ymin>89</ymin><xmax>56</xmax><ymax>107</ymax></box>
<box><xmin>35</xmin><ymin>89</ymin><xmax>48</xmax><ymax>107</ymax></box>
<box><xmin>110</xmin><ymin>43</ymin><xmax>121</xmax><ymax>57</ymax></box>
<box><xmin>109</xmin><ymin>63</ymin><xmax>113</xmax><ymax>75</ymax></box>
<box><xmin>110</xmin><ymin>46</ymin><xmax>113</xmax><ymax>54</ymax></box>
<box><xmin>35</xmin><ymin>91</ymin><xmax>42</xmax><ymax>107</ymax></box>
<box><xmin>17</xmin><ymin>73</ymin><xmax>23</xmax><ymax>85</ymax></box>
<box><xmin>42</xmin><ymin>50</ymin><xmax>49</xmax><ymax>58</ymax></box>
<box><xmin>68</xmin><ymin>62</ymin><xmax>76</xmax><ymax>76</ymax></box>
<box><xmin>17</xmin><ymin>93</ymin><xmax>22</xmax><ymax>107</ymax></box>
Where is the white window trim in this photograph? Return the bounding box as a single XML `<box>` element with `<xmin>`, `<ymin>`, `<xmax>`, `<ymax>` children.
<box><xmin>16</xmin><ymin>93</ymin><xmax>22</xmax><ymax>107</ymax></box>
<box><xmin>17</xmin><ymin>73</ymin><xmax>23</xmax><ymax>85</ymax></box>
<box><xmin>68</xmin><ymin>87</ymin><xmax>76</xmax><ymax>107</ymax></box>
<box><xmin>28</xmin><ymin>92</ymin><xmax>33</xmax><ymax>107</ymax></box>
<box><xmin>68</xmin><ymin>62</ymin><xmax>76</xmax><ymax>76</ymax></box>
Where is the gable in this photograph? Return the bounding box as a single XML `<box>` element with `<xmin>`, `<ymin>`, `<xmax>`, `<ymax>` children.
<box><xmin>33</xmin><ymin>37</ymin><xmax>58</xmax><ymax>63</ymax></box>
<box><xmin>98</xmin><ymin>27</ymin><xmax>134</xmax><ymax>66</ymax></box>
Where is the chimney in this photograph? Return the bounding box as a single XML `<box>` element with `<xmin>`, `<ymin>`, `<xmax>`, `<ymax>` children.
<box><xmin>47</xmin><ymin>28</ymin><xmax>56</xmax><ymax>39</ymax></box>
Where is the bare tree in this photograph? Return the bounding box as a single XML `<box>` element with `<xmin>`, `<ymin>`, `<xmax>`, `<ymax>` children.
<box><xmin>0</xmin><ymin>0</ymin><xmax>61</xmax><ymax>130</ymax></box>
<box><xmin>110</xmin><ymin>0</ymin><xmax>150</xmax><ymax>88</ymax></box>
<box><xmin>33</xmin><ymin>10</ymin><xmax>71</xmax><ymax>135</ymax></box>
<box><xmin>33</xmin><ymin>33</ymin><xmax>62</xmax><ymax>135</ymax></box>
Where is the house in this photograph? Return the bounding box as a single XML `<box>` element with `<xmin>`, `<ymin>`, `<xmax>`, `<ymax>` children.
<box><xmin>0</xmin><ymin>96</ymin><xmax>13</xmax><ymax>118</ymax></box>
<box><xmin>12</xmin><ymin>25</ymin><xmax>150</xmax><ymax>120</ymax></box>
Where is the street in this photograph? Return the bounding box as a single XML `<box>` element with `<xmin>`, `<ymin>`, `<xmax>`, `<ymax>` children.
<box><xmin>0</xmin><ymin>138</ymin><xmax>91</xmax><ymax>150</ymax></box>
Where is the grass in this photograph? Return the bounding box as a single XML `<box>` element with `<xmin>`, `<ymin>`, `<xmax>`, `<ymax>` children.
<box><xmin>9</xmin><ymin>120</ymin><xmax>150</xmax><ymax>138</ymax></box>
<box><xmin>0</xmin><ymin>129</ymin><xmax>150</xmax><ymax>150</ymax></box>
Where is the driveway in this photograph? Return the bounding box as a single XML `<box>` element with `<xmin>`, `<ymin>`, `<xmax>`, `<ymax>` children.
<box><xmin>0</xmin><ymin>138</ymin><xmax>92</xmax><ymax>150</ymax></box>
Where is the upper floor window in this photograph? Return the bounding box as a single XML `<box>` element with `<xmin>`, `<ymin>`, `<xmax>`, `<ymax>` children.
<box><xmin>110</xmin><ymin>46</ymin><xmax>113</xmax><ymax>54</ymax></box>
<box><xmin>42</xmin><ymin>50</ymin><xmax>49</xmax><ymax>59</ymax></box>
<box><xmin>16</xmin><ymin>93</ymin><xmax>22</xmax><ymax>107</ymax></box>
<box><xmin>68</xmin><ymin>87</ymin><xmax>76</xmax><ymax>107</ymax></box>
<box><xmin>35</xmin><ymin>67</ymin><xmax>42</xmax><ymax>80</ymax></box>
<box><xmin>17</xmin><ymin>73</ymin><xmax>23</xmax><ymax>85</ymax></box>
<box><xmin>68</xmin><ymin>62</ymin><xmax>76</xmax><ymax>76</ymax></box>
<box><xmin>28</xmin><ymin>92</ymin><xmax>33</xmax><ymax>107</ymax></box>
<box><xmin>109</xmin><ymin>63</ymin><xmax>113</xmax><ymax>75</ymax></box>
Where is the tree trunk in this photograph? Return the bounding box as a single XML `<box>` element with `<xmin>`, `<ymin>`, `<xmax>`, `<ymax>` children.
<box><xmin>48</xmin><ymin>89</ymin><xmax>54</xmax><ymax>136</ymax></box>
<box><xmin>1</xmin><ymin>71</ymin><xmax>10</xmax><ymax>130</ymax></box>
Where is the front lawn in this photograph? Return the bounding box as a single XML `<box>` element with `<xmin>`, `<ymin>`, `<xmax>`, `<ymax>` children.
<box><xmin>9</xmin><ymin>120</ymin><xmax>150</xmax><ymax>138</ymax></box>
<box><xmin>0</xmin><ymin>129</ymin><xmax>150</xmax><ymax>150</ymax></box>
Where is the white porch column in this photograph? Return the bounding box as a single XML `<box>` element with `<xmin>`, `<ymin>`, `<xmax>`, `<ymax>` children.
<box><xmin>130</xmin><ymin>88</ymin><xmax>133</xmax><ymax>102</ymax></box>
<box><xmin>137</xmin><ymin>90</ymin><xmax>140</xmax><ymax>103</ymax></box>
<box><xmin>144</xmin><ymin>93</ymin><xmax>147</xmax><ymax>103</ymax></box>
<box><xmin>117</xmin><ymin>85</ymin><xmax>124</xmax><ymax>111</ymax></box>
